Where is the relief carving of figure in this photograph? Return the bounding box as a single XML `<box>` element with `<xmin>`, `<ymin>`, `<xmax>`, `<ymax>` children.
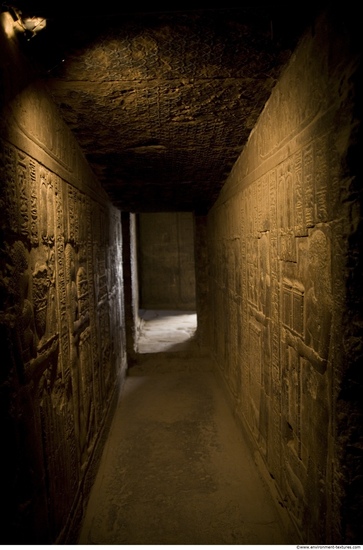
<box><xmin>65</xmin><ymin>243</ymin><xmax>90</xmax><ymax>466</ymax></box>
<box><xmin>10</xmin><ymin>241</ymin><xmax>58</xmax><ymax>383</ymax></box>
<box><xmin>32</xmin><ymin>247</ymin><xmax>58</xmax><ymax>353</ymax></box>
<box><xmin>10</xmin><ymin>241</ymin><xmax>37</xmax><ymax>365</ymax></box>
<box><xmin>305</xmin><ymin>231</ymin><xmax>332</xmax><ymax>363</ymax></box>
<box><xmin>284</xmin><ymin>229</ymin><xmax>332</xmax><ymax>374</ymax></box>
<box><xmin>281</xmin><ymin>229</ymin><xmax>332</xmax><ymax>524</ymax></box>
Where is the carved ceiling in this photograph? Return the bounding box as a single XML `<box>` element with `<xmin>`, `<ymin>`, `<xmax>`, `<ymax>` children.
<box><xmin>10</xmin><ymin>3</ymin><xmax>320</xmax><ymax>212</ymax></box>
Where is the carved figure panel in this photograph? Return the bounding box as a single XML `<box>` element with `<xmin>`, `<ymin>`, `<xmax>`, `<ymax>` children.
<box><xmin>277</xmin><ymin>162</ymin><xmax>296</xmax><ymax>262</ymax></box>
<box><xmin>280</xmin><ymin>227</ymin><xmax>332</xmax><ymax>527</ymax></box>
<box><xmin>66</xmin><ymin>243</ymin><xmax>91</xmax><ymax>466</ymax></box>
<box><xmin>248</xmin><ymin>320</ymin><xmax>262</xmax><ymax>435</ymax></box>
<box><xmin>246</xmin><ymin>237</ymin><xmax>258</xmax><ymax>307</ymax></box>
<box><xmin>10</xmin><ymin>240</ymin><xmax>37</xmax><ymax>365</ymax></box>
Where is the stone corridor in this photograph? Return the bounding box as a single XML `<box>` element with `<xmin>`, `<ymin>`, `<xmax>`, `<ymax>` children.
<box><xmin>79</xmin><ymin>320</ymin><xmax>296</xmax><ymax>545</ymax></box>
<box><xmin>1</xmin><ymin>5</ymin><xmax>361</xmax><ymax>545</ymax></box>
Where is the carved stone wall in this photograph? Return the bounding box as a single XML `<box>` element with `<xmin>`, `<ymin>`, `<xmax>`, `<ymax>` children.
<box><xmin>0</xmin><ymin>82</ymin><xmax>126</xmax><ymax>544</ymax></box>
<box><xmin>205</xmin><ymin>10</ymin><xmax>361</xmax><ymax>544</ymax></box>
<box><xmin>138</xmin><ymin>212</ymin><xmax>196</xmax><ymax>310</ymax></box>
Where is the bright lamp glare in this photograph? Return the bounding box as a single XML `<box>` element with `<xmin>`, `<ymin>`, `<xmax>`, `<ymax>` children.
<box><xmin>1</xmin><ymin>11</ymin><xmax>16</xmax><ymax>38</ymax></box>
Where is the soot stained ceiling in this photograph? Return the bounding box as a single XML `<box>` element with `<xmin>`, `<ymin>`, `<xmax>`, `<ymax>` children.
<box><xmin>11</xmin><ymin>3</ymin><xmax>320</xmax><ymax>212</ymax></box>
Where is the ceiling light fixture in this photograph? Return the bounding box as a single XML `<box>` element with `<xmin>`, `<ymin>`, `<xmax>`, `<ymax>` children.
<box><xmin>21</xmin><ymin>15</ymin><xmax>46</xmax><ymax>39</ymax></box>
<box><xmin>1</xmin><ymin>3</ymin><xmax>46</xmax><ymax>39</ymax></box>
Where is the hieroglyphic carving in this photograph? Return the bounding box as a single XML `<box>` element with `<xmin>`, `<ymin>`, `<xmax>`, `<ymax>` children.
<box><xmin>77</xmin><ymin>261</ymin><xmax>96</xmax><ymax>451</ymax></box>
<box><xmin>73</xmin><ymin>187</ymin><xmax>80</xmax><ymax>244</ymax></box>
<box><xmin>37</xmin><ymin>167</ymin><xmax>55</xmax><ymax>245</ymax></box>
<box><xmin>257</xmin><ymin>177</ymin><xmax>262</xmax><ymax>232</ymax></box>
<box><xmin>248</xmin><ymin>320</ymin><xmax>262</xmax><ymax>433</ymax></box>
<box><xmin>40</xmin><ymin>167</ymin><xmax>48</xmax><ymax>242</ymax></box>
<box><xmin>10</xmin><ymin>85</ymin><xmax>76</xmax><ymax>173</ymax></box>
<box><xmin>87</xmin><ymin>198</ymin><xmax>102</xmax><ymax>428</ymax></box>
<box><xmin>256</xmin><ymin>52</ymin><xmax>324</xmax><ymax>161</ymax></box>
<box><xmin>270</xmin><ymin>216</ymin><xmax>280</xmax><ymax>474</ymax></box>
<box><xmin>78</xmin><ymin>193</ymin><xmax>87</xmax><ymax>245</ymax></box>
<box><xmin>228</xmin><ymin>297</ymin><xmax>239</xmax><ymax>397</ymax></box>
<box><xmin>240</xmin><ymin>189</ymin><xmax>248</xmax><ymax>352</ymax></box>
<box><xmin>253</xmin><ymin>182</ymin><xmax>258</xmax><ymax>238</ymax></box>
<box><xmin>278</xmin><ymin>161</ymin><xmax>296</xmax><ymax>261</ymax></box>
<box><xmin>261</xmin><ymin>174</ymin><xmax>269</xmax><ymax>232</ymax></box>
<box><xmin>269</xmin><ymin>169</ymin><xmax>277</xmax><ymax>232</ymax></box>
<box><xmin>269</xmin><ymin>224</ymin><xmax>280</xmax><ymax>478</ymax></box>
<box><xmin>67</xmin><ymin>184</ymin><xmax>80</xmax><ymax>243</ymax></box>
<box><xmin>29</xmin><ymin>160</ymin><xmax>39</xmax><ymax>245</ymax></box>
<box><xmin>303</xmin><ymin>144</ymin><xmax>314</xmax><ymax>228</ymax></box>
<box><xmin>293</xmin><ymin>149</ymin><xmax>305</xmax><ymax>236</ymax></box>
<box><xmin>258</xmin><ymin>233</ymin><xmax>271</xmax><ymax>320</ymax></box>
<box><xmin>282</xmin><ymin>279</ymin><xmax>304</xmax><ymax>336</ymax></box>
<box><xmin>270</xmin><ymin>232</ymin><xmax>280</xmax><ymax>384</ymax></box>
<box><xmin>315</xmin><ymin>134</ymin><xmax>328</xmax><ymax>223</ymax></box>
<box><xmin>17</xmin><ymin>152</ymin><xmax>29</xmax><ymax>238</ymax></box>
<box><xmin>33</xmin><ymin>261</ymin><xmax>49</xmax><ymax>345</ymax></box>
<box><xmin>247</xmin><ymin>237</ymin><xmax>258</xmax><ymax>306</ymax></box>
<box><xmin>246</xmin><ymin>185</ymin><xmax>253</xmax><ymax>237</ymax></box>
<box><xmin>47</xmin><ymin>177</ymin><xmax>55</xmax><ymax>244</ymax></box>
<box><xmin>55</xmin><ymin>177</ymin><xmax>70</xmax><ymax>384</ymax></box>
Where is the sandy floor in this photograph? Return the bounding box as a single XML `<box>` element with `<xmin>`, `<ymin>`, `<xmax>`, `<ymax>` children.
<box><xmin>78</xmin><ymin>312</ymin><xmax>295</xmax><ymax>545</ymax></box>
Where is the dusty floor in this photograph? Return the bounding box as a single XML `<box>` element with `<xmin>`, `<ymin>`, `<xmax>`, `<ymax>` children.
<box><xmin>78</xmin><ymin>312</ymin><xmax>295</xmax><ymax>545</ymax></box>
<box><xmin>137</xmin><ymin>309</ymin><xmax>197</xmax><ymax>353</ymax></box>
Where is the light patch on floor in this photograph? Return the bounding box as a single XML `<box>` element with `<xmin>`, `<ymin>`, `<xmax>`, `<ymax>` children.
<box><xmin>136</xmin><ymin>309</ymin><xmax>197</xmax><ymax>353</ymax></box>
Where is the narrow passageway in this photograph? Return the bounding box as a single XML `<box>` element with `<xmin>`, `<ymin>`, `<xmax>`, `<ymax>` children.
<box><xmin>1</xmin><ymin>7</ymin><xmax>360</xmax><ymax>544</ymax></box>
<box><xmin>79</xmin><ymin>319</ymin><xmax>294</xmax><ymax>545</ymax></box>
